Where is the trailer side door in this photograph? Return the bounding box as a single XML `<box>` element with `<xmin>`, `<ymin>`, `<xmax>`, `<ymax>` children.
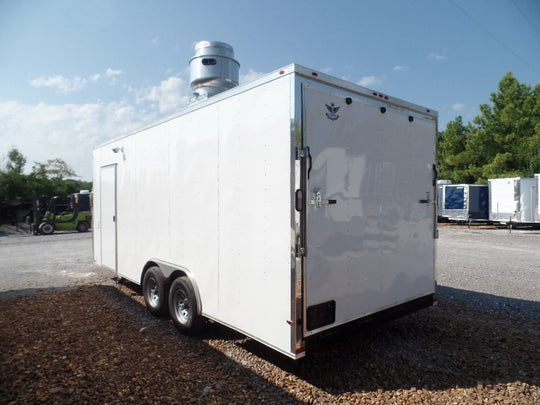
<box><xmin>100</xmin><ymin>164</ymin><xmax>117</xmax><ymax>273</ymax></box>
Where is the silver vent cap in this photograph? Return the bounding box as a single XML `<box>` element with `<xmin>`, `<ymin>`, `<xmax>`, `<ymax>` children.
<box><xmin>189</xmin><ymin>41</ymin><xmax>240</xmax><ymax>102</ymax></box>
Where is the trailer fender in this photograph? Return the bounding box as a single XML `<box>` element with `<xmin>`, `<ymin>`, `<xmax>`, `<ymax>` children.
<box><xmin>145</xmin><ymin>259</ymin><xmax>203</xmax><ymax>314</ymax></box>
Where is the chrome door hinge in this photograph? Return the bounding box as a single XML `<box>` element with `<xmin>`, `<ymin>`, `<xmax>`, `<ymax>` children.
<box><xmin>296</xmin><ymin>147</ymin><xmax>308</xmax><ymax>159</ymax></box>
<box><xmin>296</xmin><ymin>245</ymin><xmax>306</xmax><ymax>256</ymax></box>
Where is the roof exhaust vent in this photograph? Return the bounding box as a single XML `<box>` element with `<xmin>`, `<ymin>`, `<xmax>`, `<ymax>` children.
<box><xmin>189</xmin><ymin>41</ymin><xmax>240</xmax><ymax>103</ymax></box>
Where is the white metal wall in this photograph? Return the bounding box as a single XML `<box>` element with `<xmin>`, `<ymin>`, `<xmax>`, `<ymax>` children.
<box><xmin>94</xmin><ymin>74</ymin><xmax>295</xmax><ymax>356</ymax></box>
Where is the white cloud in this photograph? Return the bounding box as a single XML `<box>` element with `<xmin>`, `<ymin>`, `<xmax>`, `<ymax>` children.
<box><xmin>319</xmin><ymin>67</ymin><xmax>333</xmax><ymax>74</ymax></box>
<box><xmin>393</xmin><ymin>65</ymin><xmax>410</xmax><ymax>72</ymax></box>
<box><xmin>139</xmin><ymin>76</ymin><xmax>188</xmax><ymax>114</ymax></box>
<box><xmin>30</xmin><ymin>75</ymin><xmax>87</xmax><ymax>94</ymax></box>
<box><xmin>357</xmin><ymin>75</ymin><xmax>383</xmax><ymax>88</ymax></box>
<box><xmin>427</xmin><ymin>51</ymin><xmax>447</xmax><ymax>61</ymax></box>
<box><xmin>239</xmin><ymin>69</ymin><xmax>266</xmax><ymax>85</ymax></box>
<box><xmin>152</xmin><ymin>36</ymin><xmax>159</xmax><ymax>45</ymax></box>
<box><xmin>5</xmin><ymin>67</ymin><xmax>276</xmax><ymax>180</ymax></box>
<box><xmin>106</xmin><ymin>68</ymin><xmax>124</xmax><ymax>78</ymax></box>
<box><xmin>105</xmin><ymin>68</ymin><xmax>124</xmax><ymax>84</ymax></box>
<box><xmin>0</xmin><ymin>99</ymin><xmax>157</xmax><ymax>180</ymax></box>
<box><xmin>2</xmin><ymin>99</ymin><xmax>161</xmax><ymax>180</ymax></box>
<box><xmin>452</xmin><ymin>102</ymin><xmax>465</xmax><ymax>111</ymax></box>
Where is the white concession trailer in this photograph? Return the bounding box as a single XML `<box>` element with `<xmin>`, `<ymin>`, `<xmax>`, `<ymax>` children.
<box><xmin>93</xmin><ymin>57</ymin><xmax>438</xmax><ymax>359</ymax></box>
<box><xmin>536</xmin><ymin>174</ymin><xmax>540</xmax><ymax>222</ymax></box>
<box><xmin>488</xmin><ymin>177</ymin><xmax>538</xmax><ymax>224</ymax></box>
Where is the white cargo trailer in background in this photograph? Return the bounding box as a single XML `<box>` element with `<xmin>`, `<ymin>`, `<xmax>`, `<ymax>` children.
<box><xmin>437</xmin><ymin>180</ymin><xmax>452</xmax><ymax>219</ymax></box>
<box><xmin>489</xmin><ymin>177</ymin><xmax>537</xmax><ymax>224</ymax></box>
<box><xmin>93</xmin><ymin>61</ymin><xmax>438</xmax><ymax>359</ymax></box>
<box><xmin>536</xmin><ymin>174</ymin><xmax>540</xmax><ymax>222</ymax></box>
<box><xmin>439</xmin><ymin>184</ymin><xmax>489</xmax><ymax>222</ymax></box>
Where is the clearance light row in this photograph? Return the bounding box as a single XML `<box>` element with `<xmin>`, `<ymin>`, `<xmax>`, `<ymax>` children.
<box><xmin>279</xmin><ymin>69</ymin><xmax>433</xmax><ymax>115</ymax></box>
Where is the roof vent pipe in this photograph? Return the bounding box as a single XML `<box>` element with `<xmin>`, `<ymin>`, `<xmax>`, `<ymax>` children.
<box><xmin>189</xmin><ymin>41</ymin><xmax>240</xmax><ymax>103</ymax></box>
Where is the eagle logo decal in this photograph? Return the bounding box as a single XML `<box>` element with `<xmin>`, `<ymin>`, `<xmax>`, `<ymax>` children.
<box><xmin>325</xmin><ymin>102</ymin><xmax>340</xmax><ymax>121</ymax></box>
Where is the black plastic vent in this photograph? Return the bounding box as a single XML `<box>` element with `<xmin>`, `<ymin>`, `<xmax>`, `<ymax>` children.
<box><xmin>306</xmin><ymin>300</ymin><xmax>336</xmax><ymax>331</ymax></box>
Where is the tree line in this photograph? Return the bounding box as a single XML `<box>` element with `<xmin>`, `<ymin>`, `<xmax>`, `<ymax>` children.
<box><xmin>437</xmin><ymin>72</ymin><xmax>540</xmax><ymax>184</ymax></box>
<box><xmin>0</xmin><ymin>148</ymin><xmax>92</xmax><ymax>203</ymax></box>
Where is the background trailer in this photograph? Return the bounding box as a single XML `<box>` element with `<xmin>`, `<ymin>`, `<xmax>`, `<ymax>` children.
<box><xmin>489</xmin><ymin>177</ymin><xmax>537</xmax><ymax>224</ymax></box>
<box><xmin>536</xmin><ymin>174</ymin><xmax>540</xmax><ymax>222</ymax></box>
<box><xmin>440</xmin><ymin>184</ymin><xmax>489</xmax><ymax>222</ymax></box>
<box><xmin>93</xmin><ymin>47</ymin><xmax>438</xmax><ymax>359</ymax></box>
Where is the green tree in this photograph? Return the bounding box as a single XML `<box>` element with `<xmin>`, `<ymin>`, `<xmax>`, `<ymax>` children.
<box><xmin>473</xmin><ymin>73</ymin><xmax>539</xmax><ymax>180</ymax></box>
<box><xmin>1</xmin><ymin>149</ymin><xmax>90</xmax><ymax>202</ymax></box>
<box><xmin>32</xmin><ymin>158</ymin><xmax>77</xmax><ymax>180</ymax></box>
<box><xmin>0</xmin><ymin>147</ymin><xmax>30</xmax><ymax>200</ymax></box>
<box><xmin>437</xmin><ymin>116</ymin><xmax>477</xmax><ymax>182</ymax></box>
<box><xmin>6</xmin><ymin>148</ymin><xmax>27</xmax><ymax>173</ymax></box>
<box><xmin>438</xmin><ymin>73</ymin><xmax>539</xmax><ymax>184</ymax></box>
<box><xmin>29</xmin><ymin>158</ymin><xmax>86</xmax><ymax>199</ymax></box>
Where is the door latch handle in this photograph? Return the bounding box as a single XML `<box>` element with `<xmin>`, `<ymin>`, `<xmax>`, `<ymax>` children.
<box><xmin>419</xmin><ymin>192</ymin><xmax>433</xmax><ymax>204</ymax></box>
<box><xmin>308</xmin><ymin>191</ymin><xmax>337</xmax><ymax>208</ymax></box>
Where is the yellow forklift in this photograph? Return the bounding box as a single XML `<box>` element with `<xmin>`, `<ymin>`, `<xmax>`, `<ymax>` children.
<box><xmin>34</xmin><ymin>192</ymin><xmax>92</xmax><ymax>235</ymax></box>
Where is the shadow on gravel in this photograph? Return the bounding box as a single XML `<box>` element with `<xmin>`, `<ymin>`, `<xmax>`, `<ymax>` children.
<box><xmin>0</xmin><ymin>286</ymin><xmax>76</xmax><ymax>299</ymax></box>
<box><xmin>237</xmin><ymin>285</ymin><xmax>540</xmax><ymax>394</ymax></box>
<box><xmin>111</xmin><ymin>281</ymin><xmax>540</xmax><ymax>395</ymax></box>
<box><xmin>4</xmin><ymin>282</ymin><xmax>536</xmax><ymax>403</ymax></box>
<box><xmin>0</xmin><ymin>284</ymin><xmax>301</xmax><ymax>404</ymax></box>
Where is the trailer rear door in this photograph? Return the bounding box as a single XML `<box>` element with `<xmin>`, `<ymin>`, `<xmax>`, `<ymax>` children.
<box><xmin>303</xmin><ymin>84</ymin><xmax>436</xmax><ymax>335</ymax></box>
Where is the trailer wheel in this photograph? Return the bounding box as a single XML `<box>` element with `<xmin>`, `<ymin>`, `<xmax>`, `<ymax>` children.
<box><xmin>169</xmin><ymin>277</ymin><xmax>204</xmax><ymax>335</ymax></box>
<box><xmin>142</xmin><ymin>267</ymin><xmax>169</xmax><ymax>317</ymax></box>
<box><xmin>39</xmin><ymin>222</ymin><xmax>55</xmax><ymax>235</ymax></box>
<box><xmin>76</xmin><ymin>222</ymin><xmax>89</xmax><ymax>232</ymax></box>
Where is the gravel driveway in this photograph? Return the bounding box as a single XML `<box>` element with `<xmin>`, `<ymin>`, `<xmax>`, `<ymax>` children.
<box><xmin>1</xmin><ymin>225</ymin><xmax>539</xmax><ymax>404</ymax></box>
<box><xmin>0</xmin><ymin>229</ymin><xmax>113</xmax><ymax>298</ymax></box>
<box><xmin>437</xmin><ymin>226</ymin><xmax>540</xmax><ymax>303</ymax></box>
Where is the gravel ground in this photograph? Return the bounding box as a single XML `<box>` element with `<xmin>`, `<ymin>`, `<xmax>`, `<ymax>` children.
<box><xmin>0</xmin><ymin>225</ymin><xmax>539</xmax><ymax>404</ymax></box>
<box><xmin>0</xmin><ymin>227</ymin><xmax>113</xmax><ymax>298</ymax></box>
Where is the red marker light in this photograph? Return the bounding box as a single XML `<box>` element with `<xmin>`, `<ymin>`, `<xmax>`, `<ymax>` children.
<box><xmin>286</xmin><ymin>320</ymin><xmax>294</xmax><ymax>325</ymax></box>
<box><xmin>312</xmin><ymin>72</ymin><xmax>318</xmax><ymax>77</ymax></box>
<box><xmin>279</xmin><ymin>70</ymin><xmax>285</xmax><ymax>75</ymax></box>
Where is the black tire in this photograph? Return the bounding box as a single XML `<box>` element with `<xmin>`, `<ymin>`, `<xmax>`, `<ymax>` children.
<box><xmin>39</xmin><ymin>222</ymin><xmax>55</xmax><ymax>235</ymax></box>
<box><xmin>76</xmin><ymin>222</ymin><xmax>89</xmax><ymax>232</ymax></box>
<box><xmin>142</xmin><ymin>267</ymin><xmax>169</xmax><ymax>317</ymax></box>
<box><xmin>168</xmin><ymin>277</ymin><xmax>204</xmax><ymax>335</ymax></box>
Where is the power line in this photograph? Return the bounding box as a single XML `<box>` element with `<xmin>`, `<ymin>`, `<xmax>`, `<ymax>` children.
<box><xmin>511</xmin><ymin>0</ymin><xmax>540</xmax><ymax>38</ymax></box>
<box><xmin>448</xmin><ymin>0</ymin><xmax>540</xmax><ymax>75</ymax></box>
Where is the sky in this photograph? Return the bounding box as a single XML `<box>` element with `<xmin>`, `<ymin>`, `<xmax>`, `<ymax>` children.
<box><xmin>1</xmin><ymin>0</ymin><xmax>539</xmax><ymax>181</ymax></box>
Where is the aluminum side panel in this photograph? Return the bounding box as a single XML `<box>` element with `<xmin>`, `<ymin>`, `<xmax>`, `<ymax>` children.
<box><xmin>303</xmin><ymin>84</ymin><xmax>436</xmax><ymax>335</ymax></box>
<box><xmin>217</xmin><ymin>75</ymin><xmax>295</xmax><ymax>355</ymax></box>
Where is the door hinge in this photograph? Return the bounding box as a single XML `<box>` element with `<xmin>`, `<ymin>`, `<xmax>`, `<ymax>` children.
<box><xmin>296</xmin><ymin>245</ymin><xmax>306</xmax><ymax>256</ymax></box>
<box><xmin>296</xmin><ymin>147</ymin><xmax>308</xmax><ymax>159</ymax></box>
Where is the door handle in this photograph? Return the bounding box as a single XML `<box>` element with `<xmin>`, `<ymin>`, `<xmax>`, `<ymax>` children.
<box><xmin>308</xmin><ymin>191</ymin><xmax>337</xmax><ymax>208</ymax></box>
<box><xmin>307</xmin><ymin>147</ymin><xmax>312</xmax><ymax>179</ymax></box>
